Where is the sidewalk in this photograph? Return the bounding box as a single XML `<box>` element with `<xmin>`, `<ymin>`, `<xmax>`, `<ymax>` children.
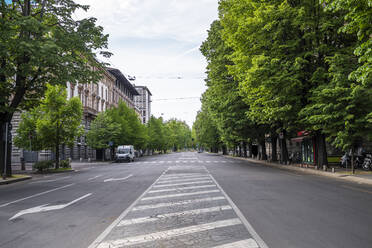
<box><xmin>225</xmin><ymin>155</ymin><xmax>372</xmax><ymax>186</ymax></box>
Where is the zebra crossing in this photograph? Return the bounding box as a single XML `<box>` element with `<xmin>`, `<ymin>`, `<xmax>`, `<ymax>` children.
<box><xmin>89</xmin><ymin>165</ymin><xmax>266</xmax><ymax>248</ymax></box>
<box><xmin>134</xmin><ymin>160</ymin><xmax>236</xmax><ymax>165</ymax></box>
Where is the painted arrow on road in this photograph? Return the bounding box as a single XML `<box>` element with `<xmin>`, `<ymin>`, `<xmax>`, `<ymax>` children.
<box><xmin>104</xmin><ymin>174</ymin><xmax>133</xmax><ymax>182</ymax></box>
<box><xmin>9</xmin><ymin>193</ymin><xmax>92</xmax><ymax>221</ymax></box>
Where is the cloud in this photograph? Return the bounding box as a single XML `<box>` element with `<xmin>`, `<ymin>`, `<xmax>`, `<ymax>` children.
<box><xmin>76</xmin><ymin>0</ymin><xmax>218</xmax><ymax>43</ymax></box>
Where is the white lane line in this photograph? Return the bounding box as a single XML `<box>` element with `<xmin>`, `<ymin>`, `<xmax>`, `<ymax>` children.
<box><xmin>97</xmin><ymin>218</ymin><xmax>242</xmax><ymax>248</ymax></box>
<box><xmin>29</xmin><ymin>176</ymin><xmax>71</xmax><ymax>184</ymax></box>
<box><xmin>213</xmin><ymin>239</ymin><xmax>259</xmax><ymax>248</ymax></box>
<box><xmin>141</xmin><ymin>189</ymin><xmax>220</xmax><ymax>201</ymax></box>
<box><xmin>104</xmin><ymin>174</ymin><xmax>133</xmax><ymax>183</ymax></box>
<box><xmin>160</xmin><ymin>174</ymin><xmax>207</xmax><ymax>180</ymax></box>
<box><xmin>88</xmin><ymin>175</ymin><xmax>103</xmax><ymax>181</ymax></box>
<box><xmin>9</xmin><ymin>193</ymin><xmax>92</xmax><ymax>220</ymax></box>
<box><xmin>206</xmin><ymin>169</ymin><xmax>269</xmax><ymax>248</ymax></box>
<box><xmin>0</xmin><ymin>184</ymin><xmax>75</xmax><ymax>208</ymax></box>
<box><xmin>148</xmin><ymin>184</ymin><xmax>217</xmax><ymax>193</ymax></box>
<box><xmin>132</xmin><ymin>196</ymin><xmax>226</xmax><ymax>211</ymax></box>
<box><xmin>87</xmin><ymin>170</ymin><xmax>168</xmax><ymax>248</ymax></box>
<box><xmin>162</xmin><ymin>173</ymin><xmax>205</xmax><ymax>178</ymax></box>
<box><xmin>152</xmin><ymin>180</ymin><xmax>214</xmax><ymax>188</ymax></box>
<box><xmin>118</xmin><ymin>205</ymin><xmax>232</xmax><ymax>226</ymax></box>
<box><xmin>157</xmin><ymin>176</ymin><xmax>211</xmax><ymax>184</ymax></box>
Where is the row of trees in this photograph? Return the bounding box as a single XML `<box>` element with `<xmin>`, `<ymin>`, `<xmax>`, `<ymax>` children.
<box><xmin>16</xmin><ymin>85</ymin><xmax>193</xmax><ymax>164</ymax></box>
<box><xmin>86</xmin><ymin>102</ymin><xmax>193</xmax><ymax>159</ymax></box>
<box><xmin>87</xmin><ymin>102</ymin><xmax>193</xmax><ymax>158</ymax></box>
<box><xmin>194</xmin><ymin>0</ymin><xmax>371</xmax><ymax>166</ymax></box>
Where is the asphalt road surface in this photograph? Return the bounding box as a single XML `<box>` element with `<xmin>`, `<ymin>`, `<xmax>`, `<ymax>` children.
<box><xmin>0</xmin><ymin>152</ymin><xmax>371</xmax><ymax>248</ymax></box>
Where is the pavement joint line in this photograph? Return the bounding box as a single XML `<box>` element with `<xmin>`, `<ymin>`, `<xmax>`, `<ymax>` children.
<box><xmin>204</xmin><ymin>167</ymin><xmax>269</xmax><ymax>248</ymax></box>
<box><xmin>117</xmin><ymin>205</ymin><xmax>233</xmax><ymax>226</ymax></box>
<box><xmin>0</xmin><ymin>183</ymin><xmax>75</xmax><ymax>208</ymax></box>
<box><xmin>213</xmin><ymin>239</ymin><xmax>259</xmax><ymax>248</ymax></box>
<box><xmin>152</xmin><ymin>180</ymin><xmax>214</xmax><ymax>188</ymax></box>
<box><xmin>156</xmin><ymin>176</ymin><xmax>212</xmax><ymax>184</ymax></box>
<box><xmin>141</xmin><ymin>189</ymin><xmax>221</xmax><ymax>201</ymax></box>
<box><xmin>96</xmin><ymin>218</ymin><xmax>242</xmax><ymax>248</ymax></box>
<box><xmin>148</xmin><ymin>184</ymin><xmax>217</xmax><ymax>193</ymax></box>
<box><xmin>132</xmin><ymin>196</ymin><xmax>226</xmax><ymax>211</ymax></box>
<box><xmin>87</xmin><ymin>170</ymin><xmax>168</xmax><ymax>248</ymax></box>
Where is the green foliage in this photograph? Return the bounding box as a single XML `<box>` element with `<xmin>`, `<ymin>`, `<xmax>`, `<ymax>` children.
<box><xmin>0</xmin><ymin>0</ymin><xmax>110</xmax><ymax>119</ymax></box>
<box><xmin>197</xmin><ymin>0</ymin><xmax>371</xmax><ymax>156</ymax></box>
<box><xmin>147</xmin><ymin>116</ymin><xmax>167</xmax><ymax>152</ymax></box>
<box><xmin>15</xmin><ymin>84</ymin><xmax>83</xmax><ymax>167</ymax></box>
<box><xmin>193</xmin><ymin>110</ymin><xmax>220</xmax><ymax>150</ymax></box>
<box><xmin>86</xmin><ymin>112</ymin><xmax>121</xmax><ymax>149</ymax></box>
<box><xmin>166</xmin><ymin>119</ymin><xmax>192</xmax><ymax>151</ymax></box>
<box><xmin>33</xmin><ymin>160</ymin><xmax>54</xmax><ymax>172</ymax></box>
<box><xmin>60</xmin><ymin>159</ymin><xmax>71</xmax><ymax>169</ymax></box>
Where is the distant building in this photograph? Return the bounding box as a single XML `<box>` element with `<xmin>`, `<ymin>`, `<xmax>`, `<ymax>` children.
<box><xmin>133</xmin><ymin>85</ymin><xmax>152</xmax><ymax>124</ymax></box>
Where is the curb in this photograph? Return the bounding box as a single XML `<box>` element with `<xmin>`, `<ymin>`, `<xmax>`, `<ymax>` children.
<box><xmin>0</xmin><ymin>175</ymin><xmax>32</xmax><ymax>185</ymax></box>
<box><xmin>224</xmin><ymin>155</ymin><xmax>372</xmax><ymax>186</ymax></box>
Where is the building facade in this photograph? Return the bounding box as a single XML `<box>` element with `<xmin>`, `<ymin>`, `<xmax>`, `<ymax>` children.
<box><xmin>11</xmin><ymin>67</ymin><xmax>140</xmax><ymax>164</ymax></box>
<box><xmin>134</xmin><ymin>86</ymin><xmax>152</xmax><ymax>124</ymax></box>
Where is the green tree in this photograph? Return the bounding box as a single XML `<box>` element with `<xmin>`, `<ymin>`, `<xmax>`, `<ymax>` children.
<box><xmin>193</xmin><ymin>110</ymin><xmax>220</xmax><ymax>152</ymax></box>
<box><xmin>0</xmin><ymin>0</ymin><xmax>110</xmax><ymax>175</ymax></box>
<box><xmin>15</xmin><ymin>84</ymin><xmax>83</xmax><ymax>168</ymax></box>
<box><xmin>147</xmin><ymin>116</ymin><xmax>167</xmax><ymax>153</ymax></box>
<box><xmin>86</xmin><ymin>112</ymin><xmax>121</xmax><ymax>160</ymax></box>
<box><xmin>166</xmin><ymin>119</ymin><xmax>192</xmax><ymax>151</ymax></box>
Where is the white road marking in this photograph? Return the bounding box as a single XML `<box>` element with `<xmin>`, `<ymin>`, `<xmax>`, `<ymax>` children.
<box><xmin>0</xmin><ymin>184</ymin><xmax>75</xmax><ymax>208</ymax></box>
<box><xmin>162</xmin><ymin>173</ymin><xmax>205</xmax><ymax>178</ymax></box>
<box><xmin>141</xmin><ymin>189</ymin><xmax>220</xmax><ymax>201</ymax></box>
<box><xmin>29</xmin><ymin>176</ymin><xmax>71</xmax><ymax>184</ymax></box>
<box><xmin>148</xmin><ymin>184</ymin><xmax>217</xmax><ymax>193</ymax></box>
<box><xmin>97</xmin><ymin>218</ymin><xmax>242</xmax><ymax>248</ymax></box>
<box><xmin>132</xmin><ymin>196</ymin><xmax>226</xmax><ymax>211</ymax></box>
<box><xmin>161</xmin><ymin>174</ymin><xmax>207</xmax><ymax>179</ymax></box>
<box><xmin>104</xmin><ymin>174</ymin><xmax>132</xmax><ymax>182</ymax></box>
<box><xmin>157</xmin><ymin>176</ymin><xmax>211</xmax><ymax>184</ymax></box>
<box><xmin>118</xmin><ymin>205</ymin><xmax>232</xmax><ymax>226</ymax></box>
<box><xmin>213</xmin><ymin>239</ymin><xmax>259</xmax><ymax>248</ymax></box>
<box><xmin>205</xmin><ymin>168</ymin><xmax>269</xmax><ymax>248</ymax></box>
<box><xmin>87</xmin><ymin>169</ymin><xmax>169</xmax><ymax>248</ymax></box>
<box><xmin>152</xmin><ymin>180</ymin><xmax>214</xmax><ymax>188</ymax></box>
<box><xmin>88</xmin><ymin>175</ymin><xmax>103</xmax><ymax>181</ymax></box>
<box><xmin>9</xmin><ymin>193</ymin><xmax>92</xmax><ymax>220</ymax></box>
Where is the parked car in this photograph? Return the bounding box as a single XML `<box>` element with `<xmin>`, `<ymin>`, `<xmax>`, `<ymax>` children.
<box><xmin>115</xmin><ymin>145</ymin><xmax>135</xmax><ymax>162</ymax></box>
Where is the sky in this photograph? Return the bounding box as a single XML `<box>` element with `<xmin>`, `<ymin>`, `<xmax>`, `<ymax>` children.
<box><xmin>75</xmin><ymin>0</ymin><xmax>219</xmax><ymax>127</ymax></box>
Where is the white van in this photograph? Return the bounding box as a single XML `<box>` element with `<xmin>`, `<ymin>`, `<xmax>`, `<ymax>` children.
<box><xmin>115</xmin><ymin>145</ymin><xmax>135</xmax><ymax>162</ymax></box>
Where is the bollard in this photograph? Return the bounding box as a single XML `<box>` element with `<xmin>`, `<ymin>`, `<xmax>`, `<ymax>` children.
<box><xmin>80</xmin><ymin>157</ymin><xmax>83</xmax><ymax>162</ymax></box>
<box><xmin>332</xmin><ymin>168</ymin><xmax>335</xmax><ymax>173</ymax></box>
<box><xmin>323</xmin><ymin>165</ymin><xmax>327</xmax><ymax>171</ymax></box>
<box><xmin>88</xmin><ymin>158</ymin><xmax>91</xmax><ymax>163</ymax></box>
<box><xmin>315</xmin><ymin>166</ymin><xmax>318</xmax><ymax>170</ymax></box>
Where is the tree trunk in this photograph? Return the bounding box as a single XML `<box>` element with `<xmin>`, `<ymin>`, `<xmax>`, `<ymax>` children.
<box><xmin>280</xmin><ymin>130</ymin><xmax>289</xmax><ymax>164</ymax></box>
<box><xmin>55</xmin><ymin>144</ymin><xmax>60</xmax><ymax>169</ymax></box>
<box><xmin>238</xmin><ymin>144</ymin><xmax>242</xmax><ymax>157</ymax></box>
<box><xmin>0</xmin><ymin>122</ymin><xmax>12</xmax><ymax>177</ymax></box>
<box><xmin>243</xmin><ymin>141</ymin><xmax>247</xmax><ymax>157</ymax></box>
<box><xmin>222</xmin><ymin>145</ymin><xmax>227</xmax><ymax>155</ymax></box>
<box><xmin>315</xmin><ymin>131</ymin><xmax>328</xmax><ymax>167</ymax></box>
<box><xmin>260</xmin><ymin>139</ymin><xmax>267</xmax><ymax>160</ymax></box>
<box><xmin>248</xmin><ymin>142</ymin><xmax>253</xmax><ymax>158</ymax></box>
<box><xmin>271</xmin><ymin>133</ymin><xmax>278</xmax><ymax>162</ymax></box>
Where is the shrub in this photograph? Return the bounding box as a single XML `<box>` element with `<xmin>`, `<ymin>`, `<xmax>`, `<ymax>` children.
<box><xmin>60</xmin><ymin>159</ymin><xmax>71</xmax><ymax>169</ymax></box>
<box><xmin>33</xmin><ymin>160</ymin><xmax>54</xmax><ymax>172</ymax></box>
